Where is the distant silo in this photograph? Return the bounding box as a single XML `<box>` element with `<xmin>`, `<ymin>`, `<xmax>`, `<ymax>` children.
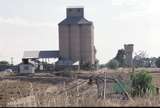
<box><xmin>58</xmin><ymin>7</ymin><xmax>96</xmax><ymax>65</ymax></box>
<box><xmin>124</xmin><ymin>44</ymin><xmax>134</xmax><ymax>67</ymax></box>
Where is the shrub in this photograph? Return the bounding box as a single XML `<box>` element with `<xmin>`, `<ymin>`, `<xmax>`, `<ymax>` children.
<box><xmin>99</xmin><ymin>64</ymin><xmax>106</xmax><ymax>69</ymax></box>
<box><xmin>0</xmin><ymin>61</ymin><xmax>10</xmax><ymax>66</ymax></box>
<box><xmin>61</xmin><ymin>69</ymin><xmax>75</xmax><ymax>77</ymax></box>
<box><xmin>106</xmin><ymin>59</ymin><xmax>119</xmax><ymax>69</ymax></box>
<box><xmin>94</xmin><ymin>59</ymin><xmax>100</xmax><ymax>70</ymax></box>
<box><xmin>81</xmin><ymin>63</ymin><xmax>92</xmax><ymax>70</ymax></box>
<box><xmin>130</xmin><ymin>70</ymin><xmax>155</xmax><ymax>97</ymax></box>
<box><xmin>114</xmin><ymin>49</ymin><xmax>126</xmax><ymax>67</ymax></box>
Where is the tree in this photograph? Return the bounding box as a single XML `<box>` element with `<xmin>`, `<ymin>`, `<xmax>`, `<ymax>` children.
<box><xmin>114</xmin><ymin>49</ymin><xmax>126</xmax><ymax>67</ymax></box>
<box><xmin>95</xmin><ymin>59</ymin><xmax>100</xmax><ymax>69</ymax></box>
<box><xmin>0</xmin><ymin>61</ymin><xmax>10</xmax><ymax>66</ymax></box>
<box><xmin>150</xmin><ymin>57</ymin><xmax>157</xmax><ymax>68</ymax></box>
<box><xmin>133</xmin><ymin>51</ymin><xmax>150</xmax><ymax>68</ymax></box>
<box><xmin>0</xmin><ymin>61</ymin><xmax>10</xmax><ymax>71</ymax></box>
<box><xmin>106</xmin><ymin>59</ymin><xmax>119</xmax><ymax>69</ymax></box>
<box><xmin>155</xmin><ymin>57</ymin><xmax>160</xmax><ymax>68</ymax></box>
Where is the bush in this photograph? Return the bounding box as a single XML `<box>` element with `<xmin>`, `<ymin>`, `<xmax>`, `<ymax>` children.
<box><xmin>99</xmin><ymin>64</ymin><xmax>106</xmax><ymax>69</ymax></box>
<box><xmin>81</xmin><ymin>63</ymin><xmax>92</xmax><ymax>70</ymax></box>
<box><xmin>114</xmin><ymin>49</ymin><xmax>126</xmax><ymax>67</ymax></box>
<box><xmin>155</xmin><ymin>57</ymin><xmax>160</xmax><ymax>68</ymax></box>
<box><xmin>106</xmin><ymin>59</ymin><xmax>119</xmax><ymax>69</ymax></box>
<box><xmin>0</xmin><ymin>61</ymin><xmax>10</xmax><ymax>66</ymax></box>
<box><xmin>130</xmin><ymin>70</ymin><xmax>155</xmax><ymax>97</ymax></box>
<box><xmin>61</xmin><ymin>69</ymin><xmax>75</xmax><ymax>77</ymax></box>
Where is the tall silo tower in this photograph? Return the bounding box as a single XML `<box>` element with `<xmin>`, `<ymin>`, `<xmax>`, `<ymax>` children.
<box><xmin>124</xmin><ymin>44</ymin><xmax>134</xmax><ymax>67</ymax></box>
<box><xmin>58</xmin><ymin>7</ymin><xmax>96</xmax><ymax>65</ymax></box>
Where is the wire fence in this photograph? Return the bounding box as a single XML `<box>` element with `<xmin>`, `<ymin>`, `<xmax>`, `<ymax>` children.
<box><xmin>5</xmin><ymin>70</ymin><xmax>133</xmax><ymax>107</ymax></box>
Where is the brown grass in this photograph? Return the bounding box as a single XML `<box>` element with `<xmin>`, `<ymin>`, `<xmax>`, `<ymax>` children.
<box><xmin>0</xmin><ymin>68</ymin><xmax>160</xmax><ymax>107</ymax></box>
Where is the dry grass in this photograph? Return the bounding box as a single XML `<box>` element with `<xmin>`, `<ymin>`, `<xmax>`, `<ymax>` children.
<box><xmin>0</xmin><ymin>79</ymin><xmax>159</xmax><ymax>107</ymax></box>
<box><xmin>0</xmin><ymin>68</ymin><xmax>160</xmax><ymax>107</ymax></box>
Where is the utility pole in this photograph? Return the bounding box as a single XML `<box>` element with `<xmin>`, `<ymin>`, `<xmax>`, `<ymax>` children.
<box><xmin>11</xmin><ymin>57</ymin><xmax>13</xmax><ymax>66</ymax></box>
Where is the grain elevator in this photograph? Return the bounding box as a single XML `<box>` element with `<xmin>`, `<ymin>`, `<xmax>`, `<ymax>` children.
<box><xmin>58</xmin><ymin>7</ymin><xmax>96</xmax><ymax>66</ymax></box>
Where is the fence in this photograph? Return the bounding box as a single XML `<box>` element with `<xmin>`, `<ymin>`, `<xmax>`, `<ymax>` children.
<box><xmin>5</xmin><ymin>71</ymin><xmax>132</xmax><ymax>106</ymax></box>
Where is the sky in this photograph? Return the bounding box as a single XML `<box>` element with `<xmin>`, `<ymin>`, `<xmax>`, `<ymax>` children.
<box><xmin>0</xmin><ymin>0</ymin><xmax>160</xmax><ymax>64</ymax></box>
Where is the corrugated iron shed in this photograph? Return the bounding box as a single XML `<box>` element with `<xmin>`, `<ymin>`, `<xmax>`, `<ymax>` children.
<box><xmin>23</xmin><ymin>51</ymin><xmax>59</xmax><ymax>59</ymax></box>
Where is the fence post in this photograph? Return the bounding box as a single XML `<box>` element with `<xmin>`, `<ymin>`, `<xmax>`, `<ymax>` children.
<box><xmin>64</xmin><ymin>81</ymin><xmax>68</xmax><ymax>107</ymax></box>
<box><xmin>103</xmin><ymin>71</ymin><xmax>106</xmax><ymax>100</ymax></box>
<box><xmin>76</xmin><ymin>83</ymin><xmax>79</xmax><ymax>106</ymax></box>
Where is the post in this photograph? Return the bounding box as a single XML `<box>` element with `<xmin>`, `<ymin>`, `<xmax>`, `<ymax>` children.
<box><xmin>64</xmin><ymin>81</ymin><xmax>68</xmax><ymax>106</ymax></box>
<box><xmin>132</xmin><ymin>65</ymin><xmax>135</xmax><ymax>73</ymax></box>
<box><xmin>156</xmin><ymin>87</ymin><xmax>159</xmax><ymax>95</ymax></box>
<box><xmin>78</xmin><ymin>64</ymin><xmax>80</xmax><ymax>73</ymax></box>
<box><xmin>96</xmin><ymin>79</ymin><xmax>99</xmax><ymax>98</ymax></box>
<box><xmin>11</xmin><ymin>57</ymin><xmax>14</xmax><ymax>66</ymax></box>
<box><xmin>76</xmin><ymin>83</ymin><xmax>79</xmax><ymax>106</ymax></box>
<box><xmin>3</xmin><ymin>82</ymin><xmax>7</xmax><ymax>107</ymax></box>
<box><xmin>131</xmin><ymin>57</ymin><xmax>134</xmax><ymax>73</ymax></box>
<box><xmin>103</xmin><ymin>71</ymin><xmax>106</xmax><ymax>100</ymax></box>
<box><xmin>76</xmin><ymin>65</ymin><xmax>79</xmax><ymax>106</ymax></box>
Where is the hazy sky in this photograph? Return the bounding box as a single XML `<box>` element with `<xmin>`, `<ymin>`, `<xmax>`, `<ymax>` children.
<box><xmin>0</xmin><ymin>0</ymin><xmax>159</xmax><ymax>64</ymax></box>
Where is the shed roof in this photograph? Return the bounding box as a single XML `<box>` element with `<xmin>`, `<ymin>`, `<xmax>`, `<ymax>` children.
<box><xmin>23</xmin><ymin>50</ymin><xmax>59</xmax><ymax>59</ymax></box>
<box><xmin>55</xmin><ymin>60</ymin><xmax>79</xmax><ymax>66</ymax></box>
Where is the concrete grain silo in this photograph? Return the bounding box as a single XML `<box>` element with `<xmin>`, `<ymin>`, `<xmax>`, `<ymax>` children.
<box><xmin>58</xmin><ymin>7</ymin><xmax>96</xmax><ymax>66</ymax></box>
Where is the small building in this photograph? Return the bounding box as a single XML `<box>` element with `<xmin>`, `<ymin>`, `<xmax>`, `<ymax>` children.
<box><xmin>55</xmin><ymin>59</ymin><xmax>80</xmax><ymax>71</ymax></box>
<box><xmin>23</xmin><ymin>50</ymin><xmax>59</xmax><ymax>71</ymax></box>
<box><xmin>19</xmin><ymin>59</ymin><xmax>35</xmax><ymax>74</ymax></box>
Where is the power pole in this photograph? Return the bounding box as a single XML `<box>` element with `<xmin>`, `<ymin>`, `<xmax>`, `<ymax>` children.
<box><xmin>11</xmin><ymin>57</ymin><xmax>13</xmax><ymax>66</ymax></box>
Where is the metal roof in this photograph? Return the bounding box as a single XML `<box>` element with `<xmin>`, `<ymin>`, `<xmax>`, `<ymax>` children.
<box><xmin>55</xmin><ymin>60</ymin><xmax>79</xmax><ymax>66</ymax></box>
<box><xmin>59</xmin><ymin>17</ymin><xmax>92</xmax><ymax>25</ymax></box>
<box><xmin>23</xmin><ymin>50</ymin><xmax>60</xmax><ymax>59</ymax></box>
